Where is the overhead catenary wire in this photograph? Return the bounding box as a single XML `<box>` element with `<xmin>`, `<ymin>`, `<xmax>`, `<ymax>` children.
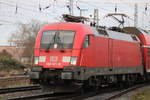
<box><xmin>0</xmin><ymin>19</ymin><xmax>16</xmax><ymax>24</ymax></box>
<box><xmin>77</xmin><ymin>1</ymin><xmax>134</xmax><ymax>26</ymax></box>
<box><xmin>125</xmin><ymin>3</ymin><xmax>150</xmax><ymax>27</ymax></box>
<box><xmin>79</xmin><ymin>0</ymin><xmax>114</xmax><ymax>12</ymax></box>
<box><xmin>76</xmin><ymin>0</ymin><xmax>88</xmax><ymax>16</ymax></box>
<box><xmin>0</xmin><ymin>1</ymin><xmax>39</xmax><ymax>13</ymax></box>
<box><xmin>0</xmin><ymin>1</ymin><xmax>60</xmax><ymax>18</ymax></box>
<box><xmin>1</xmin><ymin>0</ymin><xmax>64</xmax><ymax>15</ymax></box>
<box><xmin>2</xmin><ymin>0</ymin><xmax>39</xmax><ymax>10</ymax></box>
<box><xmin>0</xmin><ymin>1</ymin><xmax>62</xmax><ymax>24</ymax></box>
<box><xmin>0</xmin><ymin>0</ymin><xmax>150</xmax><ymax>28</ymax></box>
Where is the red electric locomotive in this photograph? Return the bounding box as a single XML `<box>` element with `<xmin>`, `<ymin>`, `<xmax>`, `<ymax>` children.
<box><xmin>29</xmin><ymin>22</ymin><xmax>150</xmax><ymax>90</ymax></box>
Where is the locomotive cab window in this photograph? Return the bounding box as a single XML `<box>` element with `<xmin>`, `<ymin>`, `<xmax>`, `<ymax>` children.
<box><xmin>83</xmin><ymin>35</ymin><xmax>90</xmax><ymax>48</ymax></box>
<box><xmin>40</xmin><ymin>30</ymin><xmax>75</xmax><ymax>49</ymax></box>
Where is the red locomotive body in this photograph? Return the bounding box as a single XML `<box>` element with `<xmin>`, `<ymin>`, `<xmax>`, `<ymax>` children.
<box><xmin>30</xmin><ymin>22</ymin><xmax>150</xmax><ymax>88</ymax></box>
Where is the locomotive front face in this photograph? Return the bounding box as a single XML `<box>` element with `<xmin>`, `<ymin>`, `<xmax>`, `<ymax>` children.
<box><xmin>29</xmin><ymin>22</ymin><xmax>93</xmax><ymax>83</ymax></box>
<box><xmin>33</xmin><ymin>23</ymin><xmax>91</xmax><ymax>69</ymax></box>
<box><xmin>34</xmin><ymin>30</ymin><xmax>77</xmax><ymax>68</ymax></box>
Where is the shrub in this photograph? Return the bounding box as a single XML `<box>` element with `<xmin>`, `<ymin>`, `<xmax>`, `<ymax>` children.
<box><xmin>0</xmin><ymin>50</ymin><xmax>24</xmax><ymax>71</ymax></box>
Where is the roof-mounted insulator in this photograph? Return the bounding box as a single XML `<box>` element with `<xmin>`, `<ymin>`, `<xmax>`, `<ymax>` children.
<box><xmin>145</xmin><ymin>4</ymin><xmax>148</xmax><ymax>12</ymax></box>
<box><xmin>15</xmin><ymin>4</ymin><xmax>18</xmax><ymax>14</ymax></box>
<box><xmin>39</xmin><ymin>4</ymin><xmax>42</xmax><ymax>11</ymax></box>
<box><xmin>115</xmin><ymin>4</ymin><xmax>117</xmax><ymax>13</ymax></box>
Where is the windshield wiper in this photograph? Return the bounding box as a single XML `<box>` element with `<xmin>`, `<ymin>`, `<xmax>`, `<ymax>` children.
<box><xmin>55</xmin><ymin>33</ymin><xmax>64</xmax><ymax>49</ymax></box>
<box><xmin>46</xmin><ymin>31</ymin><xmax>64</xmax><ymax>50</ymax></box>
<box><xmin>46</xmin><ymin>32</ymin><xmax>57</xmax><ymax>50</ymax></box>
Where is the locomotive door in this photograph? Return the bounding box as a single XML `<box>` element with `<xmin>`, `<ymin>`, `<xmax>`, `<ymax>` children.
<box><xmin>108</xmin><ymin>39</ymin><xmax>113</xmax><ymax>70</ymax></box>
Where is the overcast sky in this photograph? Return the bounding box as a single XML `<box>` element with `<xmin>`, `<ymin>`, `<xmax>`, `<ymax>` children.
<box><xmin>0</xmin><ymin>0</ymin><xmax>150</xmax><ymax>45</ymax></box>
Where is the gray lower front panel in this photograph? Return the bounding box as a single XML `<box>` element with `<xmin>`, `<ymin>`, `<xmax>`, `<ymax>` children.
<box><xmin>63</xmin><ymin>66</ymin><xmax>144</xmax><ymax>80</ymax></box>
<box><xmin>29</xmin><ymin>72</ymin><xmax>40</xmax><ymax>79</ymax></box>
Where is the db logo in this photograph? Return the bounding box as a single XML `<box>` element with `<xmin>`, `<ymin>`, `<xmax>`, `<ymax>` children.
<box><xmin>50</xmin><ymin>56</ymin><xmax>58</xmax><ymax>63</ymax></box>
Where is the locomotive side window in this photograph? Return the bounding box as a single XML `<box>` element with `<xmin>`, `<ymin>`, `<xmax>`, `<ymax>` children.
<box><xmin>40</xmin><ymin>30</ymin><xmax>75</xmax><ymax>49</ymax></box>
<box><xmin>83</xmin><ymin>35</ymin><xmax>90</xmax><ymax>48</ymax></box>
<box><xmin>41</xmin><ymin>31</ymin><xmax>56</xmax><ymax>49</ymax></box>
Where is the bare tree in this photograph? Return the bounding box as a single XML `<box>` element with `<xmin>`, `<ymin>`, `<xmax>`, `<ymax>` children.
<box><xmin>9</xmin><ymin>20</ymin><xmax>47</xmax><ymax>64</ymax></box>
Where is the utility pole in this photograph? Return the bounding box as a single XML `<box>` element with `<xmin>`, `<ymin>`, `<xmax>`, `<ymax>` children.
<box><xmin>77</xmin><ymin>6</ymin><xmax>87</xmax><ymax>16</ymax></box>
<box><xmin>134</xmin><ymin>3</ymin><xmax>138</xmax><ymax>27</ymax></box>
<box><xmin>79</xmin><ymin>9</ymin><xmax>87</xmax><ymax>16</ymax></box>
<box><xmin>93</xmin><ymin>9</ymin><xmax>99</xmax><ymax>27</ymax></box>
<box><xmin>69</xmin><ymin>0</ymin><xmax>73</xmax><ymax>15</ymax></box>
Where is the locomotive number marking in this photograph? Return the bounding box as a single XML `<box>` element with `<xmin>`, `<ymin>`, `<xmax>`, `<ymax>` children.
<box><xmin>46</xmin><ymin>62</ymin><xmax>61</xmax><ymax>66</ymax></box>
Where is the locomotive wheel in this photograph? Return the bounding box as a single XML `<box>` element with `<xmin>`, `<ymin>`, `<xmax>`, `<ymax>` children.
<box><xmin>41</xmin><ymin>85</ymin><xmax>51</xmax><ymax>92</ymax></box>
<box><xmin>40</xmin><ymin>81</ymin><xmax>52</xmax><ymax>92</ymax></box>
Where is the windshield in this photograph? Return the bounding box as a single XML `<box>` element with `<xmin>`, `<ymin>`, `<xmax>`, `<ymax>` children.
<box><xmin>40</xmin><ymin>30</ymin><xmax>75</xmax><ymax>49</ymax></box>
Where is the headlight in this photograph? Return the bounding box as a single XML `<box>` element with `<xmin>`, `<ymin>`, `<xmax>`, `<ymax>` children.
<box><xmin>34</xmin><ymin>56</ymin><xmax>39</xmax><ymax>64</ymax></box>
<box><xmin>70</xmin><ymin>57</ymin><xmax>78</xmax><ymax>65</ymax></box>
<box><xmin>63</xmin><ymin>56</ymin><xmax>71</xmax><ymax>63</ymax></box>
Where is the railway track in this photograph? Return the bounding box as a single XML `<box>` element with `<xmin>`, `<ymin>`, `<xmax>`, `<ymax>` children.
<box><xmin>0</xmin><ymin>75</ymin><xmax>30</xmax><ymax>88</ymax></box>
<box><xmin>2</xmin><ymin>82</ymin><xmax>149</xmax><ymax>100</ymax></box>
<box><xmin>0</xmin><ymin>85</ymin><xmax>41</xmax><ymax>94</ymax></box>
<box><xmin>0</xmin><ymin>76</ymin><xmax>29</xmax><ymax>84</ymax></box>
<box><xmin>105</xmin><ymin>83</ymin><xmax>147</xmax><ymax>100</ymax></box>
<box><xmin>7</xmin><ymin>91</ymin><xmax>78</xmax><ymax>100</ymax></box>
<box><xmin>80</xmin><ymin>83</ymin><xmax>149</xmax><ymax>100</ymax></box>
<box><xmin>0</xmin><ymin>75</ymin><xmax>29</xmax><ymax>82</ymax></box>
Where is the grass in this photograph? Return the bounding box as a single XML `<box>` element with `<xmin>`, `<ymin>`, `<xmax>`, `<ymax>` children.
<box><xmin>0</xmin><ymin>96</ymin><xmax>4</xmax><ymax>100</ymax></box>
<box><xmin>0</xmin><ymin>64</ymin><xmax>24</xmax><ymax>71</ymax></box>
<box><xmin>131</xmin><ymin>89</ymin><xmax>150</xmax><ymax>100</ymax></box>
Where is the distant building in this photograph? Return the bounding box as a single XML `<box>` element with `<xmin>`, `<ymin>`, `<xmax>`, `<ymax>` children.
<box><xmin>0</xmin><ymin>45</ymin><xmax>30</xmax><ymax>63</ymax></box>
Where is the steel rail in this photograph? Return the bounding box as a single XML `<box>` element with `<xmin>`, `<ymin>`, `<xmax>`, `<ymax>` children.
<box><xmin>7</xmin><ymin>91</ymin><xmax>76</xmax><ymax>100</ymax></box>
<box><xmin>105</xmin><ymin>83</ymin><xmax>148</xmax><ymax>100</ymax></box>
<box><xmin>0</xmin><ymin>85</ymin><xmax>40</xmax><ymax>94</ymax></box>
<box><xmin>70</xmin><ymin>83</ymin><xmax>149</xmax><ymax>100</ymax></box>
<box><xmin>0</xmin><ymin>76</ymin><xmax>29</xmax><ymax>82</ymax></box>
